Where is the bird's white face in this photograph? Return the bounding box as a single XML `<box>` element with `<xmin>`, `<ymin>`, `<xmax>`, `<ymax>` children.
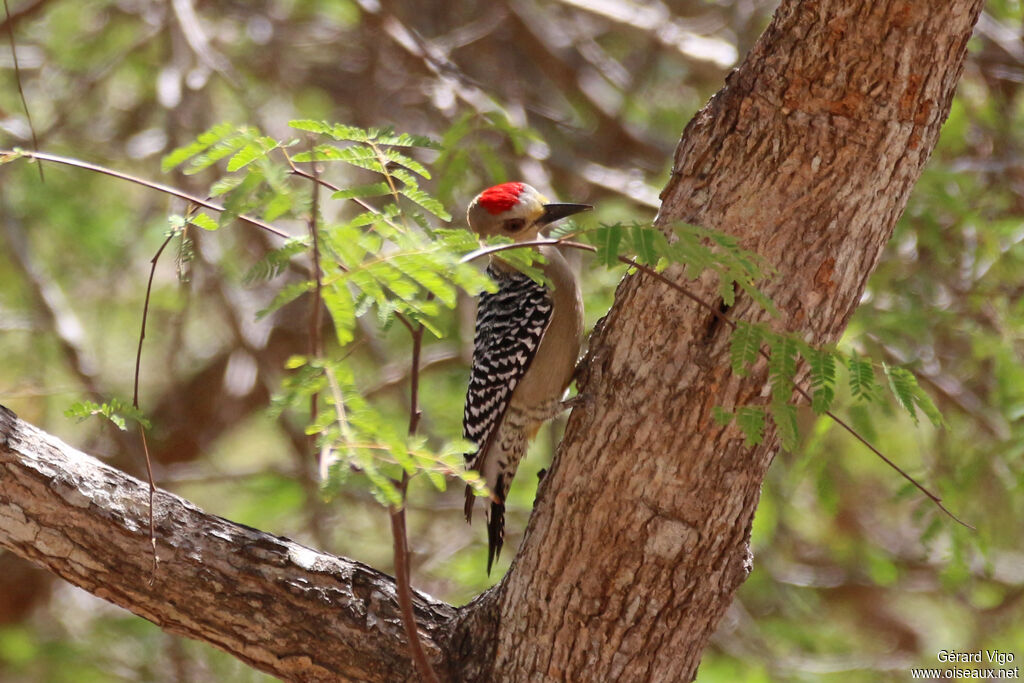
<box><xmin>467</xmin><ymin>182</ymin><xmax>592</xmax><ymax>244</ymax></box>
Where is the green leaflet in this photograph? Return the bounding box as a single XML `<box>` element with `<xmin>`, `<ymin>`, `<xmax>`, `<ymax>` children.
<box><xmin>161</xmin><ymin>122</ymin><xmax>237</xmax><ymax>172</ymax></box>
<box><xmin>712</xmin><ymin>406</ymin><xmax>734</xmax><ymax>426</ymax></box>
<box><xmin>736</xmin><ymin>406</ymin><xmax>766</xmax><ymax>447</ymax></box>
<box><xmin>883</xmin><ymin>363</ymin><xmax>945</xmax><ymax>428</ymax></box>
<box><xmin>227</xmin><ymin>137</ymin><xmax>279</xmax><ymax>172</ymax></box>
<box><xmin>807</xmin><ymin>347</ymin><xmax>838</xmax><ymax>415</ymax></box>
<box><xmin>630</xmin><ymin>223</ymin><xmax>660</xmax><ymax>264</ymax></box>
<box><xmin>292</xmin><ymin>144</ymin><xmax>381</xmax><ymax>170</ymax></box>
<box><xmin>391</xmin><ymin>167</ymin><xmax>451</xmax><ymax>220</ymax></box>
<box><xmin>592</xmin><ymin>224</ymin><xmax>622</xmax><ymax>268</ymax></box>
<box><xmin>767</xmin><ymin>334</ymin><xmax>798</xmax><ymax>392</ymax></box>
<box><xmin>848</xmin><ymin>355</ymin><xmax>880</xmax><ymax>403</ymax></box>
<box><xmin>187</xmin><ymin>212</ymin><xmax>219</xmax><ymax>231</ymax></box>
<box><xmin>730</xmin><ymin>322</ymin><xmax>763</xmax><ymax>377</ymax></box>
<box><xmin>332</xmin><ymin>182</ymin><xmax>393</xmax><ymax>200</ymax></box>
<box><xmin>770</xmin><ymin>398</ymin><xmax>799</xmax><ymax>451</ymax></box>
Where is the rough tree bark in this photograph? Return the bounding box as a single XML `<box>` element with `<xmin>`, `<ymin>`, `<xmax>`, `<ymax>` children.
<box><xmin>473</xmin><ymin>1</ymin><xmax>984</xmax><ymax>680</ymax></box>
<box><xmin>0</xmin><ymin>406</ymin><xmax>453</xmax><ymax>681</ymax></box>
<box><xmin>0</xmin><ymin>0</ymin><xmax>983</xmax><ymax>681</ymax></box>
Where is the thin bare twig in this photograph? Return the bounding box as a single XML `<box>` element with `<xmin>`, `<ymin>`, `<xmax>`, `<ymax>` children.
<box><xmin>376</xmin><ymin>134</ymin><xmax>437</xmax><ymax>675</ymax></box>
<box><xmin>3</xmin><ymin>0</ymin><xmax>43</xmax><ymax>182</ymax></box>
<box><xmin>0</xmin><ymin>150</ymin><xmax>290</xmax><ymax>239</ymax></box>
<box><xmin>138</xmin><ymin>425</ymin><xmax>158</xmax><ymax>579</ymax></box>
<box><xmin>405</xmin><ymin>325</ymin><xmax>424</xmax><ymax>439</ymax></box>
<box><xmin>388</xmin><ymin>320</ymin><xmax>438</xmax><ymax>683</ymax></box>
<box><xmin>306</xmin><ymin>146</ymin><xmax>324</xmax><ymax>442</ymax></box>
<box><xmin>461</xmin><ymin>238</ymin><xmax>973</xmax><ymax>529</ymax></box>
<box><xmin>296</xmin><ymin>149</ymin><xmax>334</xmax><ymax>547</ymax></box>
<box><xmin>134</xmin><ymin>233</ymin><xmax>175</xmax><ymax>407</ymax></box>
<box><xmin>134</xmin><ymin>231</ymin><xmax>176</xmax><ymax>579</ymax></box>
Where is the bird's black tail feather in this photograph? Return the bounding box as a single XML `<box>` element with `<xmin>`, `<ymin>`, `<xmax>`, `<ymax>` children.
<box><xmin>486</xmin><ymin>500</ymin><xmax>505</xmax><ymax>575</ymax></box>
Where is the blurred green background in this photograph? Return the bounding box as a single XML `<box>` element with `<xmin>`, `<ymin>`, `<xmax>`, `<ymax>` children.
<box><xmin>1</xmin><ymin>0</ymin><xmax>1022</xmax><ymax>680</ymax></box>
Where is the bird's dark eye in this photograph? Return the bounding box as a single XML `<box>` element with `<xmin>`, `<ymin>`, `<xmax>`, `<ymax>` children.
<box><xmin>503</xmin><ymin>218</ymin><xmax>526</xmax><ymax>232</ymax></box>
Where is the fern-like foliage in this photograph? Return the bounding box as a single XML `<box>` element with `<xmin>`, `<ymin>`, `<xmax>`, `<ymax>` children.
<box><xmin>271</xmin><ymin>356</ymin><xmax>483</xmax><ymax>505</ymax></box>
<box><xmin>431</xmin><ymin>111</ymin><xmax>543</xmax><ymax>206</ymax></box>
<box><xmin>578</xmin><ymin>222</ymin><xmax>777</xmax><ymax>314</ymax></box>
<box><xmin>883</xmin><ymin>363</ymin><xmax>945</xmax><ymax>428</ymax></box>
<box><xmin>805</xmin><ymin>346</ymin><xmax>839</xmax><ymax>415</ymax></box>
<box><xmin>288</xmin><ymin>120</ymin><xmax>450</xmax><ymax>220</ymax></box>
<box><xmin>848</xmin><ymin>354</ymin><xmax>882</xmax><ymax>403</ymax></box>
<box><xmin>737</xmin><ymin>406</ymin><xmax>768</xmax><ymax>447</ymax></box>
<box><xmin>143</xmin><ymin>115</ymin><xmax>949</xmax><ymax>505</ymax></box>
<box><xmin>163</xmin><ymin>124</ymin><xmax>307</xmax><ymax>226</ymax></box>
<box><xmin>766</xmin><ymin>334</ymin><xmax>800</xmax><ymax>449</ymax></box>
<box><xmin>154</xmin><ymin>119</ymin><xmax>530</xmax><ymax>504</ymax></box>
<box><xmin>65</xmin><ymin>399</ymin><xmax>150</xmax><ymax>431</ymax></box>
<box><xmin>729</xmin><ymin>322</ymin><xmax>763</xmax><ymax>377</ymax></box>
<box><xmin>243</xmin><ymin>238</ymin><xmax>308</xmax><ymax>284</ymax></box>
<box><xmin>716</xmin><ymin>320</ymin><xmax>943</xmax><ymax>448</ymax></box>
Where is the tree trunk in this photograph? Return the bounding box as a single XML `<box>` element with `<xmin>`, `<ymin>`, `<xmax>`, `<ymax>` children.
<box><xmin>466</xmin><ymin>0</ymin><xmax>984</xmax><ymax>680</ymax></box>
<box><xmin>0</xmin><ymin>0</ymin><xmax>983</xmax><ymax>681</ymax></box>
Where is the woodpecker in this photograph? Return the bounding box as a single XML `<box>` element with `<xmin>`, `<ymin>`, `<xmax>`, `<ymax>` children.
<box><xmin>462</xmin><ymin>182</ymin><xmax>590</xmax><ymax>574</ymax></box>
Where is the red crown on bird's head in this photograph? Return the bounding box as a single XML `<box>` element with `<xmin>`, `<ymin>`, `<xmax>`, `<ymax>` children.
<box><xmin>476</xmin><ymin>182</ymin><xmax>527</xmax><ymax>215</ymax></box>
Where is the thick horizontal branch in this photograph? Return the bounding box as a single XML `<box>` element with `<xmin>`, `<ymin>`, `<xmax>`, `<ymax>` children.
<box><xmin>0</xmin><ymin>404</ymin><xmax>454</xmax><ymax>682</ymax></box>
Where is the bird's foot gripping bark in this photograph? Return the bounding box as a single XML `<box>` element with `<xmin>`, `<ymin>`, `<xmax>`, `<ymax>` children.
<box><xmin>561</xmin><ymin>392</ymin><xmax>593</xmax><ymax>412</ymax></box>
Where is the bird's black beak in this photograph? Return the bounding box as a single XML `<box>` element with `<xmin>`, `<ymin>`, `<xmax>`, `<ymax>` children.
<box><xmin>538</xmin><ymin>202</ymin><xmax>592</xmax><ymax>226</ymax></box>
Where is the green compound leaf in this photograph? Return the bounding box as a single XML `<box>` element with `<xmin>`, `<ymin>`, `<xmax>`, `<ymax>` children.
<box><xmin>65</xmin><ymin>399</ymin><xmax>150</xmax><ymax>431</ymax></box>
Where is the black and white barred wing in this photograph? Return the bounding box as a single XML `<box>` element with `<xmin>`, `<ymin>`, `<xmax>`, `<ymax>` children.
<box><xmin>462</xmin><ymin>268</ymin><xmax>552</xmax><ymax>508</ymax></box>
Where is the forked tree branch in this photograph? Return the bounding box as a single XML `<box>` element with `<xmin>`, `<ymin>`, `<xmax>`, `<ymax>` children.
<box><xmin>0</xmin><ymin>405</ymin><xmax>453</xmax><ymax>682</ymax></box>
